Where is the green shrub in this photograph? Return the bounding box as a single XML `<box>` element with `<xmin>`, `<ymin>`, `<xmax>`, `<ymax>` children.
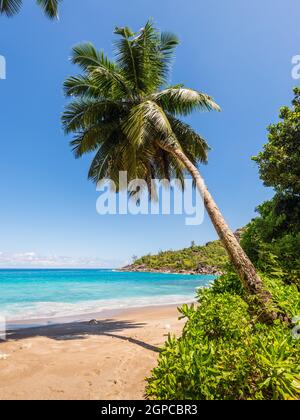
<box><xmin>263</xmin><ymin>274</ymin><xmax>300</xmax><ymax>319</ymax></box>
<box><xmin>210</xmin><ymin>266</ymin><xmax>244</xmax><ymax>297</ymax></box>
<box><xmin>147</xmin><ymin>281</ymin><xmax>300</xmax><ymax>400</ymax></box>
<box><xmin>241</xmin><ymin>197</ymin><xmax>300</xmax><ymax>287</ymax></box>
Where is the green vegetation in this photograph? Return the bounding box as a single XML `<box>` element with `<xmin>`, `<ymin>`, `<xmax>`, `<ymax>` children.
<box><xmin>129</xmin><ymin>240</ymin><xmax>228</xmax><ymax>273</ymax></box>
<box><xmin>241</xmin><ymin>88</ymin><xmax>300</xmax><ymax>287</ymax></box>
<box><xmin>147</xmin><ymin>89</ymin><xmax>300</xmax><ymax>400</ymax></box>
<box><xmin>241</xmin><ymin>198</ymin><xmax>300</xmax><ymax>287</ymax></box>
<box><xmin>60</xmin><ymin>20</ymin><xmax>299</xmax><ymax>398</ymax></box>
<box><xmin>253</xmin><ymin>87</ymin><xmax>300</xmax><ymax>196</ymax></box>
<box><xmin>62</xmin><ymin>21</ymin><xmax>273</xmax><ymax>317</ymax></box>
<box><xmin>147</xmin><ymin>271</ymin><xmax>300</xmax><ymax>400</ymax></box>
<box><xmin>0</xmin><ymin>0</ymin><xmax>61</xmax><ymax>18</ymax></box>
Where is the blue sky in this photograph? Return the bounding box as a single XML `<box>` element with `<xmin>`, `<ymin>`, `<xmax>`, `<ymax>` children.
<box><xmin>0</xmin><ymin>0</ymin><xmax>299</xmax><ymax>267</ymax></box>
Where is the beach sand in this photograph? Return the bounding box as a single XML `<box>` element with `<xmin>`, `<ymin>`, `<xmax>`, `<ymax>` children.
<box><xmin>0</xmin><ymin>305</ymin><xmax>185</xmax><ymax>400</ymax></box>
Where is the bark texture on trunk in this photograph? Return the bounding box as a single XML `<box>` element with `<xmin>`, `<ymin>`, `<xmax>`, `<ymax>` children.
<box><xmin>170</xmin><ymin>147</ymin><xmax>277</xmax><ymax>323</ymax></box>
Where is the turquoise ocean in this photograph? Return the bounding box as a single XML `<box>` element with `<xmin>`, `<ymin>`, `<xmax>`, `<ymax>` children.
<box><xmin>0</xmin><ymin>269</ymin><xmax>215</xmax><ymax>323</ymax></box>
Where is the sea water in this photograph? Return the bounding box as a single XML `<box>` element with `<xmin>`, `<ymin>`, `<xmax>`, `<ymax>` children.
<box><xmin>0</xmin><ymin>269</ymin><xmax>215</xmax><ymax>322</ymax></box>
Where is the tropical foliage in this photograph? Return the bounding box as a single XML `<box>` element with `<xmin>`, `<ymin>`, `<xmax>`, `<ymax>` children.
<box><xmin>128</xmin><ymin>240</ymin><xmax>228</xmax><ymax>272</ymax></box>
<box><xmin>147</xmin><ymin>89</ymin><xmax>300</xmax><ymax>400</ymax></box>
<box><xmin>253</xmin><ymin>87</ymin><xmax>300</xmax><ymax>196</ymax></box>
<box><xmin>62</xmin><ymin>21</ymin><xmax>219</xmax><ymax>192</ymax></box>
<box><xmin>0</xmin><ymin>0</ymin><xmax>61</xmax><ymax>18</ymax></box>
<box><xmin>241</xmin><ymin>198</ymin><xmax>300</xmax><ymax>287</ymax></box>
<box><xmin>241</xmin><ymin>88</ymin><xmax>300</xmax><ymax>287</ymax></box>
<box><xmin>147</xmin><ymin>272</ymin><xmax>300</xmax><ymax>400</ymax></box>
<box><xmin>63</xmin><ymin>22</ymin><xmax>276</xmax><ymax>320</ymax></box>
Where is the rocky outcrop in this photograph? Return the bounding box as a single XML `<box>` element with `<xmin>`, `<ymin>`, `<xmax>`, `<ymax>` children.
<box><xmin>119</xmin><ymin>263</ymin><xmax>222</xmax><ymax>276</ymax></box>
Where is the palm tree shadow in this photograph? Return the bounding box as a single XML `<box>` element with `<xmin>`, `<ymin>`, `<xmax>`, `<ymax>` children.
<box><xmin>103</xmin><ymin>333</ymin><xmax>161</xmax><ymax>353</ymax></box>
<box><xmin>4</xmin><ymin>319</ymin><xmax>161</xmax><ymax>353</ymax></box>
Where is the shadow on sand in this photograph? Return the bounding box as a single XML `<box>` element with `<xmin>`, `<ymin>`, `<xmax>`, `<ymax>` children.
<box><xmin>3</xmin><ymin>319</ymin><xmax>161</xmax><ymax>353</ymax></box>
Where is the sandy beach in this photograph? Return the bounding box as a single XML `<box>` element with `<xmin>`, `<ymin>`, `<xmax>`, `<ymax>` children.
<box><xmin>0</xmin><ymin>305</ymin><xmax>185</xmax><ymax>400</ymax></box>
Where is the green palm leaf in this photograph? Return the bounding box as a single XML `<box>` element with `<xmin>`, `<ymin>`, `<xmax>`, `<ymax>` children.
<box><xmin>122</xmin><ymin>100</ymin><xmax>174</xmax><ymax>148</ymax></box>
<box><xmin>62</xmin><ymin>99</ymin><xmax>128</xmax><ymax>134</ymax></box>
<box><xmin>0</xmin><ymin>0</ymin><xmax>61</xmax><ymax>18</ymax></box>
<box><xmin>62</xmin><ymin>20</ymin><xmax>220</xmax><ymax>188</ymax></box>
<box><xmin>151</xmin><ymin>87</ymin><xmax>220</xmax><ymax>116</ymax></box>
<box><xmin>0</xmin><ymin>0</ymin><xmax>22</xmax><ymax>16</ymax></box>
<box><xmin>70</xmin><ymin>43</ymin><xmax>133</xmax><ymax>99</ymax></box>
<box><xmin>36</xmin><ymin>0</ymin><xmax>60</xmax><ymax>19</ymax></box>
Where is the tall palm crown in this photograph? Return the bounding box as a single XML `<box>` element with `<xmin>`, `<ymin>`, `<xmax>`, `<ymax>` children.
<box><xmin>0</xmin><ymin>0</ymin><xmax>61</xmax><ymax>18</ymax></box>
<box><xmin>62</xmin><ymin>22</ymin><xmax>220</xmax><ymax>191</ymax></box>
<box><xmin>63</xmin><ymin>22</ymin><xmax>278</xmax><ymax>321</ymax></box>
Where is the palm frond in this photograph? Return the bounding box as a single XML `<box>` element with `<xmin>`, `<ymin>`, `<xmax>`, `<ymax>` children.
<box><xmin>158</xmin><ymin>31</ymin><xmax>179</xmax><ymax>83</ymax></box>
<box><xmin>90</xmin><ymin>66</ymin><xmax>131</xmax><ymax>99</ymax></box>
<box><xmin>114</xmin><ymin>25</ymin><xmax>141</xmax><ymax>94</ymax></box>
<box><xmin>168</xmin><ymin>115</ymin><xmax>210</xmax><ymax>163</ymax></box>
<box><xmin>71</xmin><ymin>43</ymin><xmax>132</xmax><ymax>99</ymax></box>
<box><xmin>114</xmin><ymin>20</ymin><xmax>179</xmax><ymax>94</ymax></box>
<box><xmin>71</xmin><ymin>44</ymin><xmax>114</xmax><ymax>72</ymax></box>
<box><xmin>151</xmin><ymin>87</ymin><xmax>221</xmax><ymax>116</ymax></box>
<box><xmin>63</xmin><ymin>75</ymin><xmax>103</xmax><ymax>98</ymax></box>
<box><xmin>70</xmin><ymin>121</ymin><xmax>119</xmax><ymax>158</ymax></box>
<box><xmin>88</xmin><ymin>131</ymin><xmax>129</xmax><ymax>185</ymax></box>
<box><xmin>36</xmin><ymin>0</ymin><xmax>60</xmax><ymax>19</ymax></box>
<box><xmin>122</xmin><ymin>100</ymin><xmax>174</xmax><ymax>148</ymax></box>
<box><xmin>152</xmin><ymin>148</ymin><xmax>185</xmax><ymax>181</ymax></box>
<box><xmin>1</xmin><ymin>0</ymin><xmax>61</xmax><ymax>19</ymax></box>
<box><xmin>0</xmin><ymin>0</ymin><xmax>22</xmax><ymax>16</ymax></box>
<box><xmin>134</xmin><ymin>21</ymin><xmax>173</xmax><ymax>92</ymax></box>
<box><xmin>62</xmin><ymin>99</ymin><xmax>127</xmax><ymax>134</ymax></box>
<box><xmin>63</xmin><ymin>22</ymin><xmax>221</xmax><ymax>201</ymax></box>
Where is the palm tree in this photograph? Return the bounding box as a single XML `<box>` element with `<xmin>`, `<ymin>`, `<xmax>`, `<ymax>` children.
<box><xmin>0</xmin><ymin>0</ymin><xmax>61</xmax><ymax>18</ymax></box>
<box><xmin>62</xmin><ymin>22</ymin><xmax>277</xmax><ymax>322</ymax></box>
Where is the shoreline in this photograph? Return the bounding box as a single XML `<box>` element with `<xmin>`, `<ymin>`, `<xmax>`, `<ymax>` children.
<box><xmin>0</xmin><ymin>269</ymin><xmax>215</xmax><ymax>330</ymax></box>
<box><xmin>0</xmin><ymin>304</ymin><xmax>185</xmax><ymax>400</ymax></box>
<box><xmin>5</xmin><ymin>300</ymin><xmax>194</xmax><ymax>332</ymax></box>
<box><xmin>118</xmin><ymin>267</ymin><xmax>223</xmax><ymax>276</ymax></box>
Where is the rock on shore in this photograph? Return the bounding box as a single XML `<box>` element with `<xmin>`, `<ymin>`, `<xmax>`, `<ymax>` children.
<box><xmin>118</xmin><ymin>264</ymin><xmax>222</xmax><ymax>276</ymax></box>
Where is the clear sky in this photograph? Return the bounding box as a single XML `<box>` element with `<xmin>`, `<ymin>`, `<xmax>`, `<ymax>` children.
<box><xmin>0</xmin><ymin>0</ymin><xmax>299</xmax><ymax>268</ymax></box>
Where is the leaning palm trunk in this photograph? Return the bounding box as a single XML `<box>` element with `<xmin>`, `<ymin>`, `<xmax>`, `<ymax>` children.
<box><xmin>169</xmin><ymin>146</ymin><xmax>277</xmax><ymax>323</ymax></box>
<box><xmin>62</xmin><ymin>22</ymin><xmax>278</xmax><ymax>323</ymax></box>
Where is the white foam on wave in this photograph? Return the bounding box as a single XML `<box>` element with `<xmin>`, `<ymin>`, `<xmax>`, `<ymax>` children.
<box><xmin>1</xmin><ymin>294</ymin><xmax>195</xmax><ymax>322</ymax></box>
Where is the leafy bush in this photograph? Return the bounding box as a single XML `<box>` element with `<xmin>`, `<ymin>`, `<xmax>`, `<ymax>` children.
<box><xmin>263</xmin><ymin>274</ymin><xmax>300</xmax><ymax>319</ymax></box>
<box><xmin>241</xmin><ymin>89</ymin><xmax>300</xmax><ymax>286</ymax></box>
<box><xmin>241</xmin><ymin>196</ymin><xmax>300</xmax><ymax>282</ymax></box>
<box><xmin>253</xmin><ymin>87</ymin><xmax>300</xmax><ymax>196</ymax></box>
<box><xmin>147</xmin><ymin>279</ymin><xmax>300</xmax><ymax>400</ymax></box>
<box><xmin>210</xmin><ymin>266</ymin><xmax>245</xmax><ymax>297</ymax></box>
